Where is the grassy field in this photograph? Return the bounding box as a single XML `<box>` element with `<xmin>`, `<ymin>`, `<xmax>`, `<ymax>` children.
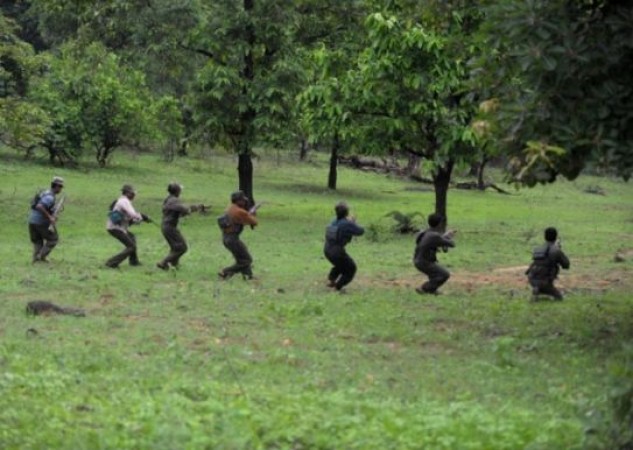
<box><xmin>0</xmin><ymin>149</ymin><xmax>631</xmax><ymax>449</ymax></box>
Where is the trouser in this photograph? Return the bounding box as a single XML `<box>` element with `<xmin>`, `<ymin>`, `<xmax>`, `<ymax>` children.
<box><xmin>29</xmin><ymin>223</ymin><xmax>59</xmax><ymax>262</ymax></box>
<box><xmin>222</xmin><ymin>234</ymin><xmax>253</xmax><ymax>278</ymax></box>
<box><xmin>324</xmin><ymin>244</ymin><xmax>357</xmax><ymax>290</ymax></box>
<box><xmin>106</xmin><ymin>229</ymin><xmax>139</xmax><ymax>267</ymax></box>
<box><xmin>159</xmin><ymin>225</ymin><xmax>188</xmax><ymax>267</ymax></box>
<box><xmin>415</xmin><ymin>260</ymin><xmax>450</xmax><ymax>293</ymax></box>
<box><xmin>528</xmin><ymin>277</ymin><xmax>563</xmax><ymax>300</ymax></box>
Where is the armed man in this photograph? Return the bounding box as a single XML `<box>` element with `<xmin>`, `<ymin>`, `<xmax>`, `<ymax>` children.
<box><xmin>324</xmin><ymin>201</ymin><xmax>365</xmax><ymax>292</ymax></box>
<box><xmin>28</xmin><ymin>176</ymin><xmax>65</xmax><ymax>263</ymax></box>
<box><xmin>217</xmin><ymin>190</ymin><xmax>258</xmax><ymax>280</ymax></box>
<box><xmin>526</xmin><ymin>227</ymin><xmax>570</xmax><ymax>301</ymax></box>
<box><xmin>413</xmin><ymin>213</ymin><xmax>456</xmax><ymax>295</ymax></box>
<box><xmin>157</xmin><ymin>182</ymin><xmax>205</xmax><ymax>270</ymax></box>
<box><xmin>105</xmin><ymin>184</ymin><xmax>151</xmax><ymax>269</ymax></box>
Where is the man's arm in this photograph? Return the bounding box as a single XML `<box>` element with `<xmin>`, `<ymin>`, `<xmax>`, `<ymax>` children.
<box><xmin>118</xmin><ymin>197</ymin><xmax>143</xmax><ymax>222</ymax></box>
<box><xmin>553</xmin><ymin>248</ymin><xmax>570</xmax><ymax>270</ymax></box>
<box><xmin>233</xmin><ymin>208</ymin><xmax>258</xmax><ymax>226</ymax></box>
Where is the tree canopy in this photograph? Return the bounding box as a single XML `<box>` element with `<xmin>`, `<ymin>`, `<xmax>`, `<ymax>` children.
<box><xmin>1</xmin><ymin>0</ymin><xmax>631</xmax><ymax>201</ymax></box>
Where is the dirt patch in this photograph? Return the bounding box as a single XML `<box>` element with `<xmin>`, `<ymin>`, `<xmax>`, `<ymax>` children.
<box><xmin>363</xmin><ymin>264</ymin><xmax>631</xmax><ymax>293</ymax></box>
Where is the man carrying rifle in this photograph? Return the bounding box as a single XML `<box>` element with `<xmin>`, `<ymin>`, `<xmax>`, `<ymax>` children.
<box><xmin>105</xmin><ymin>184</ymin><xmax>151</xmax><ymax>269</ymax></box>
<box><xmin>413</xmin><ymin>213</ymin><xmax>456</xmax><ymax>295</ymax></box>
<box><xmin>218</xmin><ymin>190</ymin><xmax>258</xmax><ymax>280</ymax></box>
<box><xmin>28</xmin><ymin>176</ymin><xmax>65</xmax><ymax>263</ymax></box>
<box><xmin>526</xmin><ymin>227</ymin><xmax>570</xmax><ymax>301</ymax></box>
<box><xmin>157</xmin><ymin>182</ymin><xmax>206</xmax><ymax>270</ymax></box>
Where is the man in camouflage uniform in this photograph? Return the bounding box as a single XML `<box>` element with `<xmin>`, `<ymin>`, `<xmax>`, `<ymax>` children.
<box><xmin>157</xmin><ymin>183</ymin><xmax>202</xmax><ymax>270</ymax></box>
<box><xmin>413</xmin><ymin>213</ymin><xmax>456</xmax><ymax>295</ymax></box>
<box><xmin>28</xmin><ymin>176</ymin><xmax>64</xmax><ymax>263</ymax></box>
<box><xmin>526</xmin><ymin>227</ymin><xmax>570</xmax><ymax>300</ymax></box>
<box><xmin>218</xmin><ymin>191</ymin><xmax>258</xmax><ymax>280</ymax></box>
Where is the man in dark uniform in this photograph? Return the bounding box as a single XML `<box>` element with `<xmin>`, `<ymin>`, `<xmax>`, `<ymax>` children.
<box><xmin>324</xmin><ymin>201</ymin><xmax>365</xmax><ymax>291</ymax></box>
<box><xmin>218</xmin><ymin>191</ymin><xmax>258</xmax><ymax>280</ymax></box>
<box><xmin>526</xmin><ymin>227</ymin><xmax>570</xmax><ymax>300</ymax></box>
<box><xmin>157</xmin><ymin>183</ymin><xmax>202</xmax><ymax>270</ymax></box>
<box><xmin>28</xmin><ymin>176</ymin><xmax>64</xmax><ymax>263</ymax></box>
<box><xmin>413</xmin><ymin>213</ymin><xmax>456</xmax><ymax>295</ymax></box>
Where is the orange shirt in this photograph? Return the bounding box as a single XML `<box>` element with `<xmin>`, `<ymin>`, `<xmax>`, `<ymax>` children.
<box><xmin>224</xmin><ymin>203</ymin><xmax>258</xmax><ymax>234</ymax></box>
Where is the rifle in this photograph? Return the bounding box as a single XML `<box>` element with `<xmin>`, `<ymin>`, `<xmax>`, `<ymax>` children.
<box><xmin>191</xmin><ymin>204</ymin><xmax>212</xmax><ymax>215</ymax></box>
<box><xmin>48</xmin><ymin>195</ymin><xmax>66</xmax><ymax>232</ymax></box>
<box><xmin>248</xmin><ymin>202</ymin><xmax>264</xmax><ymax>215</ymax></box>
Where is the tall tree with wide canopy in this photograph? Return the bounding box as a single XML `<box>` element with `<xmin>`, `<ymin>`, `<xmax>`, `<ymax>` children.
<box><xmin>336</xmin><ymin>3</ymin><xmax>481</xmax><ymax>226</ymax></box>
<box><xmin>477</xmin><ymin>0</ymin><xmax>633</xmax><ymax>184</ymax></box>
<box><xmin>190</xmin><ymin>0</ymin><xmax>304</xmax><ymax>203</ymax></box>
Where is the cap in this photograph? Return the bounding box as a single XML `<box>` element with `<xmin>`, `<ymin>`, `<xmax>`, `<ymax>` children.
<box><xmin>122</xmin><ymin>184</ymin><xmax>136</xmax><ymax>194</ymax></box>
<box><xmin>230</xmin><ymin>190</ymin><xmax>247</xmax><ymax>203</ymax></box>
<box><xmin>52</xmin><ymin>176</ymin><xmax>64</xmax><ymax>187</ymax></box>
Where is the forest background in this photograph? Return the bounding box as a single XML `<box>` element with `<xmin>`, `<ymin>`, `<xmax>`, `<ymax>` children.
<box><xmin>1</xmin><ymin>1</ymin><xmax>632</xmax><ymax>449</ymax></box>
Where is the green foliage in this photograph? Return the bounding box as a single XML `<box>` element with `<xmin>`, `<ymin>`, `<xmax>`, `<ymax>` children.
<box><xmin>477</xmin><ymin>0</ymin><xmax>633</xmax><ymax>182</ymax></box>
<box><xmin>609</xmin><ymin>345</ymin><xmax>633</xmax><ymax>448</ymax></box>
<box><xmin>384</xmin><ymin>210</ymin><xmax>423</xmax><ymax>234</ymax></box>
<box><xmin>0</xmin><ymin>13</ymin><xmax>50</xmax><ymax>154</ymax></box>
<box><xmin>29</xmin><ymin>42</ymin><xmax>157</xmax><ymax>166</ymax></box>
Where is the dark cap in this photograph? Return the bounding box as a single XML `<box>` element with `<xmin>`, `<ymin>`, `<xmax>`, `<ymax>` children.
<box><xmin>122</xmin><ymin>184</ymin><xmax>136</xmax><ymax>195</ymax></box>
<box><xmin>230</xmin><ymin>190</ymin><xmax>248</xmax><ymax>203</ymax></box>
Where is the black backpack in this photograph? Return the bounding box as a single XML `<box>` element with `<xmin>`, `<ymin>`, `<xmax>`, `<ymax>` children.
<box><xmin>30</xmin><ymin>190</ymin><xmax>44</xmax><ymax>210</ymax></box>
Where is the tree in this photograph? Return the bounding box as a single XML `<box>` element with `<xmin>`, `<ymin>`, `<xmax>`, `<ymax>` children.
<box><xmin>29</xmin><ymin>42</ymin><xmax>157</xmax><ymax>166</ymax></box>
<box><xmin>477</xmin><ymin>0</ymin><xmax>633</xmax><ymax>184</ymax></box>
<box><xmin>335</xmin><ymin>4</ymin><xmax>481</xmax><ymax>226</ymax></box>
<box><xmin>0</xmin><ymin>12</ymin><xmax>50</xmax><ymax>156</ymax></box>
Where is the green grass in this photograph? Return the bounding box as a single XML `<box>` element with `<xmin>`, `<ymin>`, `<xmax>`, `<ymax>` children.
<box><xmin>0</xmin><ymin>148</ymin><xmax>631</xmax><ymax>449</ymax></box>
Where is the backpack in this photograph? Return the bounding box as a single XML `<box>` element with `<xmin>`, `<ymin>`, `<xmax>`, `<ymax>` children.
<box><xmin>217</xmin><ymin>213</ymin><xmax>232</xmax><ymax>230</ymax></box>
<box><xmin>30</xmin><ymin>190</ymin><xmax>44</xmax><ymax>210</ymax></box>
<box><xmin>325</xmin><ymin>224</ymin><xmax>340</xmax><ymax>244</ymax></box>
<box><xmin>108</xmin><ymin>199</ymin><xmax>124</xmax><ymax>225</ymax></box>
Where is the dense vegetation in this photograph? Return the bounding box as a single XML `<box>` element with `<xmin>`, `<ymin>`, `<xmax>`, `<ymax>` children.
<box><xmin>1</xmin><ymin>1</ymin><xmax>632</xmax><ymax>214</ymax></box>
<box><xmin>1</xmin><ymin>0</ymin><xmax>632</xmax><ymax>448</ymax></box>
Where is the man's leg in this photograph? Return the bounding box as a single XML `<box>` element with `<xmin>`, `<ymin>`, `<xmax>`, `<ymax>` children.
<box><xmin>160</xmin><ymin>227</ymin><xmax>187</xmax><ymax>268</ymax></box>
<box><xmin>325</xmin><ymin>247</ymin><xmax>342</xmax><ymax>286</ymax></box>
<box><xmin>106</xmin><ymin>229</ymin><xmax>136</xmax><ymax>268</ymax></box>
<box><xmin>421</xmin><ymin>263</ymin><xmax>450</xmax><ymax>293</ymax></box>
<box><xmin>221</xmin><ymin>237</ymin><xmax>253</xmax><ymax>278</ymax></box>
<box><xmin>29</xmin><ymin>224</ymin><xmax>44</xmax><ymax>262</ymax></box>
<box><xmin>33</xmin><ymin>224</ymin><xmax>58</xmax><ymax>261</ymax></box>
<box><xmin>538</xmin><ymin>282</ymin><xmax>564</xmax><ymax>300</ymax></box>
<box><xmin>334</xmin><ymin>252</ymin><xmax>357</xmax><ymax>290</ymax></box>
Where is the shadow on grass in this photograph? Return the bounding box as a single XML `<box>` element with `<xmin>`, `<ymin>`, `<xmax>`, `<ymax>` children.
<box><xmin>261</xmin><ymin>181</ymin><xmax>406</xmax><ymax>201</ymax></box>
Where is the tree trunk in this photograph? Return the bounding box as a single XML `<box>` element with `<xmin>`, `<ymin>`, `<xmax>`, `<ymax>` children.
<box><xmin>235</xmin><ymin>0</ymin><xmax>256</xmax><ymax>206</ymax></box>
<box><xmin>432</xmin><ymin>160</ymin><xmax>454</xmax><ymax>231</ymax></box>
<box><xmin>238</xmin><ymin>152</ymin><xmax>255</xmax><ymax>205</ymax></box>
<box><xmin>299</xmin><ymin>138</ymin><xmax>309</xmax><ymax>161</ymax></box>
<box><xmin>328</xmin><ymin>132</ymin><xmax>339</xmax><ymax>190</ymax></box>
<box><xmin>477</xmin><ymin>157</ymin><xmax>489</xmax><ymax>190</ymax></box>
